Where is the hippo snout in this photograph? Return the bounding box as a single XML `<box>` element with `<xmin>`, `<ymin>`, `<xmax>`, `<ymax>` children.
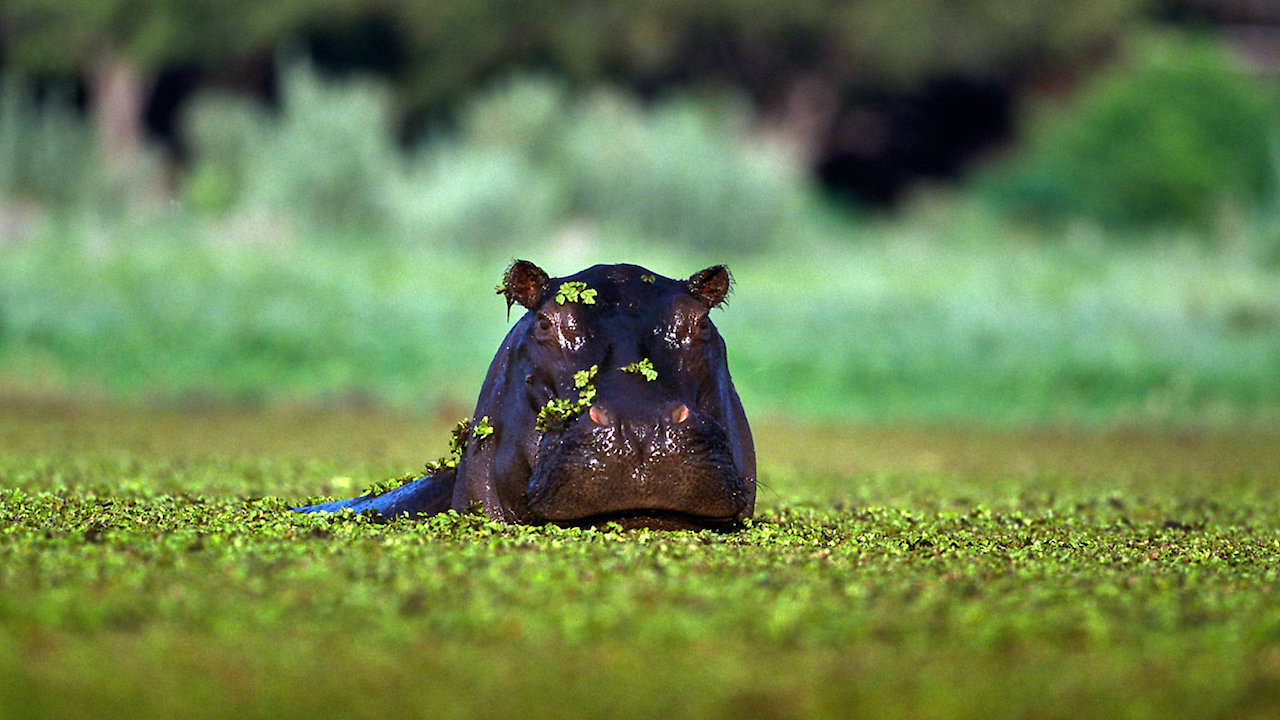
<box><xmin>524</xmin><ymin>406</ymin><xmax>750</xmax><ymax>529</ymax></box>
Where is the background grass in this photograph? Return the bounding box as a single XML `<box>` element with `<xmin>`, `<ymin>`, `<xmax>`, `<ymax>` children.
<box><xmin>2</xmin><ymin>404</ymin><xmax>1278</xmax><ymax>719</ymax></box>
<box><xmin>4</xmin><ymin>212</ymin><xmax>1279</xmax><ymax>426</ymax></box>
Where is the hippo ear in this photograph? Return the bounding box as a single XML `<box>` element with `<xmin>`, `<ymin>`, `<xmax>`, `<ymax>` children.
<box><xmin>687</xmin><ymin>265</ymin><xmax>733</xmax><ymax>309</ymax></box>
<box><xmin>500</xmin><ymin>260</ymin><xmax>550</xmax><ymax>312</ymax></box>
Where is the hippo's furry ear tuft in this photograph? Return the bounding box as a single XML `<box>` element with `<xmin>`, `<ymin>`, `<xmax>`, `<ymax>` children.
<box><xmin>501</xmin><ymin>260</ymin><xmax>550</xmax><ymax>313</ymax></box>
<box><xmin>687</xmin><ymin>265</ymin><xmax>733</xmax><ymax>309</ymax></box>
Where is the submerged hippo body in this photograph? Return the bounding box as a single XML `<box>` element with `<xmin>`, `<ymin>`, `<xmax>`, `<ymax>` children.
<box><xmin>296</xmin><ymin>261</ymin><xmax>755</xmax><ymax>530</ymax></box>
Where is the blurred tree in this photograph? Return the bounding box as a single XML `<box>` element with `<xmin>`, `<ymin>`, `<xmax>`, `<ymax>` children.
<box><xmin>356</xmin><ymin>0</ymin><xmax>1149</xmax><ymax>103</ymax></box>
<box><xmin>0</xmin><ymin>1</ymin><xmax>362</xmax><ymax>173</ymax></box>
<box><xmin>983</xmin><ymin>33</ymin><xmax>1278</xmax><ymax>229</ymax></box>
<box><xmin>371</xmin><ymin>0</ymin><xmax>1154</xmax><ymax>200</ymax></box>
<box><xmin>2</xmin><ymin>0</ymin><xmax>1154</xmax><ymax>204</ymax></box>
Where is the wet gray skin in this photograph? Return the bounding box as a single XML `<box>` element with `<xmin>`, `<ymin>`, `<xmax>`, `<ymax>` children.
<box><xmin>295</xmin><ymin>261</ymin><xmax>755</xmax><ymax>530</ymax></box>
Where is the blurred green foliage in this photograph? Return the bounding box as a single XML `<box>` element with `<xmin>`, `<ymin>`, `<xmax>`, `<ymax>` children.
<box><xmin>368</xmin><ymin>0</ymin><xmax>1148</xmax><ymax>117</ymax></box>
<box><xmin>0</xmin><ymin>76</ymin><xmax>99</xmax><ymax>208</ymax></box>
<box><xmin>3</xmin><ymin>211</ymin><xmax>1278</xmax><ymax>425</ymax></box>
<box><xmin>184</xmin><ymin>58</ymin><xmax>400</xmax><ymax>228</ymax></box>
<box><xmin>0</xmin><ymin>227</ymin><xmax>504</xmax><ymax>404</ymax></box>
<box><xmin>0</xmin><ymin>0</ymin><xmax>1150</xmax><ymax>218</ymax></box>
<box><xmin>0</xmin><ymin>0</ymin><xmax>337</xmax><ymax>71</ymax></box>
<box><xmin>3</xmin><ymin>2</ymin><xmax>1272</xmax><ymax>240</ymax></box>
<box><xmin>552</xmin><ymin>89</ymin><xmax>805</xmax><ymax>251</ymax></box>
<box><xmin>1</xmin><ymin>0</ymin><xmax>1147</xmax><ymax>91</ymax></box>
<box><xmin>986</xmin><ymin>34</ymin><xmax>1280</xmax><ymax>229</ymax></box>
<box><xmin>182</xmin><ymin>67</ymin><xmax>809</xmax><ymax>251</ymax></box>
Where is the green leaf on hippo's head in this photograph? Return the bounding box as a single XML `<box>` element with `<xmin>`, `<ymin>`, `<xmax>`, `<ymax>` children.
<box><xmin>621</xmin><ymin>358</ymin><xmax>658</xmax><ymax>382</ymax></box>
<box><xmin>556</xmin><ymin>281</ymin><xmax>597</xmax><ymax>305</ymax></box>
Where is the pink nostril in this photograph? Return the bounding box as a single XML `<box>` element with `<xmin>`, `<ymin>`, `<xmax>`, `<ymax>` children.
<box><xmin>588</xmin><ymin>405</ymin><xmax>611</xmax><ymax>426</ymax></box>
<box><xmin>671</xmin><ymin>403</ymin><xmax>691</xmax><ymax>424</ymax></box>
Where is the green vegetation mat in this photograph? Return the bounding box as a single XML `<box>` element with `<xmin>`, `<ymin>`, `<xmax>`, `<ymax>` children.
<box><xmin>2</xmin><ymin>401</ymin><xmax>1279</xmax><ymax>719</ymax></box>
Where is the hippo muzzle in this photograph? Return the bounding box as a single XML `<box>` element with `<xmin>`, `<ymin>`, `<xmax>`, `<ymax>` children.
<box><xmin>526</xmin><ymin>402</ymin><xmax>751</xmax><ymax>529</ymax></box>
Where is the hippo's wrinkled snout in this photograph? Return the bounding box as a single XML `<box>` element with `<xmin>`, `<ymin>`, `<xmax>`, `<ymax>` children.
<box><xmin>525</xmin><ymin>407</ymin><xmax>749</xmax><ymax>529</ymax></box>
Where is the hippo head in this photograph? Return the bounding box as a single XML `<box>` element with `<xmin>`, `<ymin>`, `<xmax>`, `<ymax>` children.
<box><xmin>457</xmin><ymin>261</ymin><xmax>756</xmax><ymax>530</ymax></box>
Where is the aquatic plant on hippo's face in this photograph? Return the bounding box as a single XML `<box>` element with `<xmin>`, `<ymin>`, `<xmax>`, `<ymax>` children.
<box><xmin>535</xmin><ymin>364</ymin><xmax>598</xmax><ymax>432</ymax></box>
<box><xmin>620</xmin><ymin>358</ymin><xmax>658</xmax><ymax>382</ymax></box>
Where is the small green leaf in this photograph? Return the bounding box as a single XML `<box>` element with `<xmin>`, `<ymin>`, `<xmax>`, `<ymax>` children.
<box><xmin>537</xmin><ymin>365</ymin><xmax>600</xmax><ymax>431</ymax></box>
<box><xmin>472</xmin><ymin>416</ymin><xmax>494</xmax><ymax>442</ymax></box>
<box><xmin>556</xmin><ymin>282</ymin><xmax>597</xmax><ymax>305</ymax></box>
<box><xmin>574</xmin><ymin>365</ymin><xmax>599</xmax><ymax>389</ymax></box>
<box><xmin>621</xmin><ymin>358</ymin><xmax>658</xmax><ymax>382</ymax></box>
<box><xmin>449</xmin><ymin>418</ymin><xmax>473</xmax><ymax>455</ymax></box>
<box><xmin>361</xmin><ymin>472</ymin><xmax>419</xmax><ymax>498</ymax></box>
<box><xmin>536</xmin><ymin>398</ymin><xmax>573</xmax><ymax>431</ymax></box>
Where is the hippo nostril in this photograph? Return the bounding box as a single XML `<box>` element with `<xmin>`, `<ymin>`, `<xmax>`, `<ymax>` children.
<box><xmin>670</xmin><ymin>403</ymin><xmax>691</xmax><ymax>424</ymax></box>
<box><xmin>588</xmin><ymin>405</ymin><xmax>611</xmax><ymax>426</ymax></box>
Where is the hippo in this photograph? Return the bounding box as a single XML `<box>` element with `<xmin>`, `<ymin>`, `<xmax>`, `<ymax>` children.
<box><xmin>295</xmin><ymin>261</ymin><xmax>755</xmax><ymax>530</ymax></box>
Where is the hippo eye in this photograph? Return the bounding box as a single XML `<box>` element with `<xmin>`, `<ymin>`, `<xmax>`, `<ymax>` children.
<box><xmin>534</xmin><ymin>311</ymin><xmax>584</xmax><ymax>350</ymax></box>
<box><xmin>696</xmin><ymin>316</ymin><xmax>712</xmax><ymax>340</ymax></box>
<box><xmin>534</xmin><ymin>314</ymin><xmax>554</xmax><ymax>340</ymax></box>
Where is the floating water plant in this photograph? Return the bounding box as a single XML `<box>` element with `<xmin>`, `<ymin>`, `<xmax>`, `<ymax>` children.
<box><xmin>621</xmin><ymin>358</ymin><xmax>658</xmax><ymax>382</ymax></box>
<box><xmin>537</xmin><ymin>364</ymin><xmax>599</xmax><ymax>431</ymax></box>
<box><xmin>555</xmin><ymin>281</ymin><xmax>597</xmax><ymax>305</ymax></box>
